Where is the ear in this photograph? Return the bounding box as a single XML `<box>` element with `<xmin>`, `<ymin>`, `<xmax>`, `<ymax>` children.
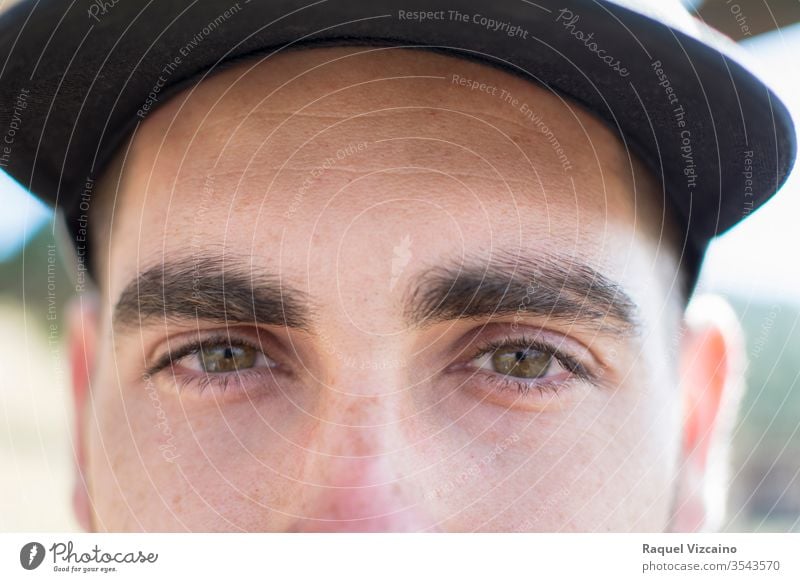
<box><xmin>67</xmin><ymin>293</ymin><xmax>99</xmax><ymax>531</ymax></box>
<box><xmin>671</xmin><ymin>295</ymin><xmax>745</xmax><ymax>532</ymax></box>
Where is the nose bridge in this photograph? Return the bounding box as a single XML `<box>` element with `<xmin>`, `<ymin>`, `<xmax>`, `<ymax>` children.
<box><xmin>304</xmin><ymin>371</ymin><xmax>409</xmax><ymax>471</ymax></box>
<box><xmin>290</xmin><ymin>372</ymin><xmax>436</xmax><ymax>531</ymax></box>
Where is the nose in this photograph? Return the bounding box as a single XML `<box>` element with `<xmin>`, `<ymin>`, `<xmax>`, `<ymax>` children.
<box><xmin>287</xmin><ymin>385</ymin><xmax>440</xmax><ymax>532</ymax></box>
<box><xmin>289</xmin><ymin>453</ymin><xmax>438</xmax><ymax>532</ymax></box>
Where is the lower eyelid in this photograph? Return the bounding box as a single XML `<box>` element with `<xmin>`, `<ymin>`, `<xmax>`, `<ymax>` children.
<box><xmin>462</xmin><ymin>375</ymin><xmax>567</xmax><ymax>409</ymax></box>
<box><xmin>474</xmin><ymin>367</ymin><xmax>572</xmax><ymax>390</ymax></box>
<box><xmin>168</xmin><ymin>367</ymin><xmax>281</xmax><ymax>402</ymax></box>
<box><xmin>451</xmin><ymin>364</ymin><xmax>593</xmax><ymax>409</ymax></box>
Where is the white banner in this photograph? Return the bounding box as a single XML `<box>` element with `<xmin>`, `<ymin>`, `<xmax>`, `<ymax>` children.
<box><xmin>1</xmin><ymin>533</ymin><xmax>798</xmax><ymax>581</ymax></box>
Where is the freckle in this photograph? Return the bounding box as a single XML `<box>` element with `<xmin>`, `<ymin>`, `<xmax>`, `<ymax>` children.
<box><xmin>171</xmin><ymin>494</ymin><xmax>182</xmax><ymax>507</ymax></box>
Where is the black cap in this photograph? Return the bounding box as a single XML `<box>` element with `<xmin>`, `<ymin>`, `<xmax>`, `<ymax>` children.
<box><xmin>0</xmin><ymin>0</ymin><xmax>795</xmax><ymax>289</ymax></box>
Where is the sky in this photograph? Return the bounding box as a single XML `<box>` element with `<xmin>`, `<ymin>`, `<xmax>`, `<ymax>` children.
<box><xmin>1</xmin><ymin>20</ymin><xmax>799</xmax><ymax>305</ymax></box>
<box><xmin>0</xmin><ymin>170</ymin><xmax>51</xmax><ymax>262</ymax></box>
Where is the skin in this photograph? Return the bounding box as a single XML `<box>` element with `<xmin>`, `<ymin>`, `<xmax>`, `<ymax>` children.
<box><xmin>68</xmin><ymin>47</ymin><xmax>739</xmax><ymax>532</ymax></box>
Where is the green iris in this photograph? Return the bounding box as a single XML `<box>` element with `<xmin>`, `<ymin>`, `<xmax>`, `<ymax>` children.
<box><xmin>491</xmin><ymin>348</ymin><xmax>552</xmax><ymax>379</ymax></box>
<box><xmin>199</xmin><ymin>344</ymin><xmax>257</xmax><ymax>373</ymax></box>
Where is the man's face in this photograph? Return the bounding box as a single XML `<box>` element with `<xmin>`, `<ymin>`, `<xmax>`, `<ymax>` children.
<box><xmin>82</xmin><ymin>47</ymin><xmax>686</xmax><ymax>531</ymax></box>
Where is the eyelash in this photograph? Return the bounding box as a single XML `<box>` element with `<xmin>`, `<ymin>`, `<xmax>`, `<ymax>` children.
<box><xmin>464</xmin><ymin>333</ymin><xmax>594</xmax><ymax>397</ymax></box>
<box><xmin>146</xmin><ymin>334</ymin><xmax>276</xmax><ymax>395</ymax></box>
<box><xmin>146</xmin><ymin>331</ymin><xmax>594</xmax><ymax>400</ymax></box>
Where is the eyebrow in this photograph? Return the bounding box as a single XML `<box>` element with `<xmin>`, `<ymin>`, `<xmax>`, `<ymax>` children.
<box><xmin>404</xmin><ymin>252</ymin><xmax>640</xmax><ymax>335</ymax></box>
<box><xmin>113</xmin><ymin>257</ymin><xmax>312</xmax><ymax>331</ymax></box>
<box><xmin>113</xmin><ymin>251</ymin><xmax>639</xmax><ymax>336</ymax></box>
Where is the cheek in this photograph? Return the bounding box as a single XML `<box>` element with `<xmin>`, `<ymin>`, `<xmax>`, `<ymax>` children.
<box><xmin>526</xmin><ymin>385</ymin><xmax>680</xmax><ymax>531</ymax></box>
<box><xmin>426</xmin><ymin>384</ymin><xmax>681</xmax><ymax>531</ymax></box>
<box><xmin>87</xmin><ymin>372</ymin><xmax>296</xmax><ymax>531</ymax></box>
<box><xmin>86</xmin><ymin>361</ymin><xmax>189</xmax><ymax>530</ymax></box>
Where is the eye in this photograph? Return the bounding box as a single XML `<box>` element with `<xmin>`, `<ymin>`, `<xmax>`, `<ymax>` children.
<box><xmin>460</xmin><ymin>332</ymin><xmax>594</xmax><ymax>399</ymax></box>
<box><xmin>473</xmin><ymin>346</ymin><xmax>558</xmax><ymax>379</ymax></box>
<box><xmin>146</xmin><ymin>334</ymin><xmax>283</xmax><ymax>401</ymax></box>
<box><xmin>178</xmin><ymin>342</ymin><xmax>276</xmax><ymax>373</ymax></box>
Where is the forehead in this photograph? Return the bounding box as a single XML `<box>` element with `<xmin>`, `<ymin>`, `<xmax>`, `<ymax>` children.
<box><xmin>105</xmin><ymin>46</ymin><xmax>669</xmax><ymax>298</ymax></box>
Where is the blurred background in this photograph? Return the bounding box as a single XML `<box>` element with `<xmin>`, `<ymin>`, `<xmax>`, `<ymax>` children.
<box><xmin>1</xmin><ymin>0</ymin><xmax>800</xmax><ymax>532</ymax></box>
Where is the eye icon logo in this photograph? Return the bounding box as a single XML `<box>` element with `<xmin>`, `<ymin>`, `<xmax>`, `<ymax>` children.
<box><xmin>20</xmin><ymin>542</ymin><xmax>45</xmax><ymax>570</ymax></box>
